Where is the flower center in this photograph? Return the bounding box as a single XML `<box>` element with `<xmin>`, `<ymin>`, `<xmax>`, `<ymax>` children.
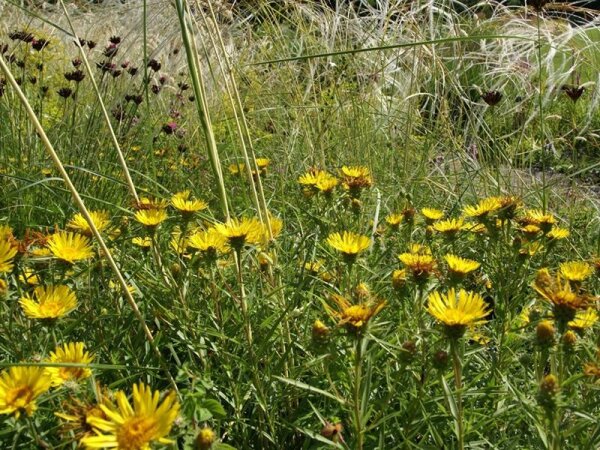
<box><xmin>117</xmin><ymin>416</ymin><xmax>158</xmax><ymax>450</ymax></box>
<box><xmin>40</xmin><ymin>300</ymin><xmax>63</xmax><ymax>317</ymax></box>
<box><xmin>343</xmin><ymin>305</ymin><xmax>370</xmax><ymax>324</ymax></box>
<box><xmin>6</xmin><ymin>385</ymin><xmax>34</xmax><ymax>409</ymax></box>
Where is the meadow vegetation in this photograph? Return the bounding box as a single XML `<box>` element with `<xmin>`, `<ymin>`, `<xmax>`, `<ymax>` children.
<box><xmin>0</xmin><ymin>0</ymin><xmax>599</xmax><ymax>448</ymax></box>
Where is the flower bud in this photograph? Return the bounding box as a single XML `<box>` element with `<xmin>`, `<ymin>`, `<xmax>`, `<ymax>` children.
<box><xmin>312</xmin><ymin>320</ymin><xmax>330</xmax><ymax>345</ymax></box>
<box><xmin>536</xmin><ymin>320</ymin><xmax>555</xmax><ymax>347</ymax></box>
<box><xmin>195</xmin><ymin>427</ymin><xmax>216</xmax><ymax>450</ymax></box>
<box><xmin>432</xmin><ymin>350</ymin><xmax>449</xmax><ymax>371</ymax></box>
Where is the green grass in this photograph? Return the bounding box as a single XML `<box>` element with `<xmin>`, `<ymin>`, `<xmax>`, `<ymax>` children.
<box><xmin>0</xmin><ymin>0</ymin><xmax>599</xmax><ymax>448</ymax></box>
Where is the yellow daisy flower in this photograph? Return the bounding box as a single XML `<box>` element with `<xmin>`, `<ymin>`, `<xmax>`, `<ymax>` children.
<box><xmin>0</xmin><ymin>366</ymin><xmax>52</xmax><ymax>418</ymax></box>
<box><xmin>325</xmin><ymin>293</ymin><xmax>386</xmax><ymax>333</ymax></box>
<box><xmin>569</xmin><ymin>309</ymin><xmax>597</xmax><ymax>332</ymax></box>
<box><xmin>398</xmin><ymin>252</ymin><xmax>437</xmax><ymax>282</ymax></box>
<box><xmin>533</xmin><ymin>268</ymin><xmax>591</xmax><ymax>323</ymax></box>
<box><xmin>432</xmin><ymin>218</ymin><xmax>465</xmax><ymax>237</ymax></box>
<box><xmin>137</xmin><ymin>197</ymin><xmax>169</xmax><ymax>210</ymax></box>
<box><xmin>80</xmin><ymin>383</ymin><xmax>180</xmax><ymax>450</ymax></box>
<box><xmin>427</xmin><ymin>288</ymin><xmax>489</xmax><ymax>338</ymax></box>
<box><xmin>463</xmin><ymin>197</ymin><xmax>503</xmax><ymax>220</ymax></box>
<box><xmin>421</xmin><ymin>208</ymin><xmax>444</xmax><ymax>223</ymax></box>
<box><xmin>20</xmin><ymin>285</ymin><xmax>77</xmax><ymax>319</ymax></box>
<box><xmin>19</xmin><ymin>267</ymin><xmax>40</xmax><ymax>285</ymax></box>
<box><xmin>47</xmin><ymin>231</ymin><xmax>94</xmax><ymax>264</ymax></box>
<box><xmin>67</xmin><ymin>211</ymin><xmax>111</xmax><ymax>236</ymax></box>
<box><xmin>546</xmin><ymin>227</ymin><xmax>570</xmax><ymax>240</ymax></box>
<box><xmin>524</xmin><ymin>209</ymin><xmax>556</xmax><ymax>233</ymax></box>
<box><xmin>188</xmin><ymin>228</ymin><xmax>229</xmax><ymax>257</ymax></box>
<box><xmin>326</xmin><ymin>231</ymin><xmax>370</xmax><ymax>264</ymax></box>
<box><xmin>214</xmin><ymin>217</ymin><xmax>263</xmax><ymax>251</ymax></box>
<box><xmin>444</xmin><ymin>254</ymin><xmax>481</xmax><ymax>278</ymax></box>
<box><xmin>0</xmin><ymin>240</ymin><xmax>18</xmax><ymax>273</ymax></box>
<box><xmin>340</xmin><ymin>166</ymin><xmax>372</xmax><ymax>197</ymax></box>
<box><xmin>0</xmin><ymin>224</ymin><xmax>14</xmax><ymax>241</ymax></box>
<box><xmin>315</xmin><ymin>172</ymin><xmax>339</xmax><ymax>194</ymax></box>
<box><xmin>171</xmin><ymin>191</ymin><xmax>207</xmax><ymax>217</ymax></box>
<box><xmin>46</xmin><ymin>342</ymin><xmax>94</xmax><ymax>386</ymax></box>
<box><xmin>131</xmin><ymin>237</ymin><xmax>152</xmax><ymax>248</ymax></box>
<box><xmin>134</xmin><ymin>209</ymin><xmax>168</xmax><ymax>228</ymax></box>
<box><xmin>385</xmin><ymin>214</ymin><xmax>403</xmax><ymax>229</ymax></box>
<box><xmin>560</xmin><ymin>261</ymin><xmax>592</xmax><ymax>282</ymax></box>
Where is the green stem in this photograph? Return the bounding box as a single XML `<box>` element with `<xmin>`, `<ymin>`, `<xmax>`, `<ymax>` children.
<box><xmin>353</xmin><ymin>335</ymin><xmax>365</xmax><ymax>450</ymax></box>
<box><xmin>451</xmin><ymin>340</ymin><xmax>464</xmax><ymax>450</ymax></box>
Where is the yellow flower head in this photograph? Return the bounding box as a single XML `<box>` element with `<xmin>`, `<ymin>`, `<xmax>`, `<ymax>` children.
<box><xmin>432</xmin><ymin>218</ymin><xmax>465</xmax><ymax>236</ymax></box>
<box><xmin>196</xmin><ymin>427</ymin><xmax>216</xmax><ymax>450</ymax></box>
<box><xmin>546</xmin><ymin>227</ymin><xmax>570</xmax><ymax>240</ymax></box>
<box><xmin>569</xmin><ymin>309</ymin><xmax>597</xmax><ymax>332</ymax></box>
<box><xmin>533</xmin><ymin>268</ymin><xmax>590</xmax><ymax>323</ymax></box>
<box><xmin>524</xmin><ymin>209</ymin><xmax>556</xmax><ymax>232</ymax></box>
<box><xmin>340</xmin><ymin>166</ymin><xmax>372</xmax><ymax>196</ymax></box>
<box><xmin>385</xmin><ymin>214</ymin><xmax>403</xmax><ymax>228</ymax></box>
<box><xmin>188</xmin><ymin>228</ymin><xmax>229</xmax><ymax>257</ymax></box>
<box><xmin>171</xmin><ymin>191</ymin><xmax>207</xmax><ymax>216</ymax></box>
<box><xmin>560</xmin><ymin>261</ymin><xmax>592</xmax><ymax>282</ymax></box>
<box><xmin>55</xmin><ymin>385</ymin><xmax>113</xmax><ymax>441</ymax></box>
<box><xmin>391</xmin><ymin>269</ymin><xmax>407</xmax><ymax>289</ymax></box>
<box><xmin>215</xmin><ymin>217</ymin><xmax>263</xmax><ymax>251</ymax></box>
<box><xmin>298</xmin><ymin>169</ymin><xmax>327</xmax><ymax>187</ymax></box>
<box><xmin>0</xmin><ymin>240</ymin><xmax>18</xmax><ymax>273</ymax></box>
<box><xmin>81</xmin><ymin>383</ymin><xmax>180</xmax><ymax>450</ymax></box>
<box><xmin>134</xmin><ymin>209</ymin><xmax>168</xmax><ymax>228</ymax></box>
<box><xmin>325</xmin><ymin>293</ymin><xmax>385</xmax><ymax>333</ymax></box>
<box><xmin>229</xmin><ymin>163</ymin><xmax>245</xmax><ymax>175</ymax></box>
<box><xmin>398</xmin><ymin>253</ymin><xmax>437</xmax><ymax>282</ymax></box>
<box><xmin>48</xmin><ymin>231</ymin><xmax>94</xmax><ymax>264</ymax></box>
<box><xmin>463</xmin><ymin>197</ymin><xmax>503</xmax><ymax>220</ymax></box>
<box><xmin>444</xmin><ymin>254</ymin><xmax>481</xmax><ymax>278</ymax></box>
<box><xmin>67</xmin><ymin>211</ymin><xmax>111</xmax><ymax>236</ymax></box>
<box><xmin>0</xmin><ymin>366</ymin><xmax>52</xmax><ymax>418</ymax></box>
<box><xmin>421</xmin><ymin>208</ymin><xmax>444</xmax><ymax>224</ymax></box>
<box><xmin>46</xmin><ymin>342</ymin><xmax>94</xmax><ymax>386</ymax></box>
<box><xmin>131</xmin><ymin>237</ymin><xmax>152</xmax><ymax>248</ymax></box>
<box><xmin>315</xmin><ymin>172</ymin><xmax>339</xmax><ymax>194</ymax></box>
<box><xmin>20</xmin><ymin>285</ymin><xmax>77</xmax><ymax>320</ymax></box>
<box><xmin>427</xmin><ymin>288</ymin><xmax>489</xmax><ymax>338</ymax></box>
<box><xmin>19</xmin><ymin>267</ymin><xmax>41</xmax><ymax>286</ymax></box>
<box><xmin>326</xmin><ymin>231</ymin><xmax>370</xmax><ymax>263</ymax></box>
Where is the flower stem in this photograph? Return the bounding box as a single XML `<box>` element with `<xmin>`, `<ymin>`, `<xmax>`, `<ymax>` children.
<box><xmin>353</xmin><ymin>335</ymin><xmax>365</xmax><ymax>450</ymax></box>
<box><xmin>451</xmin><ymin>340</ymin><xmax>464</xmax><ymax>450</ymax></box>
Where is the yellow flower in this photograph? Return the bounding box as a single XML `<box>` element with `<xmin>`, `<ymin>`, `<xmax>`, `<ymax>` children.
<box><xmin>315</xmin><ymin>172</ymin><xmax>339</xmax><ymax>194</ymax></box>
<box><xmin>427</xmin><ymin>288</ymin><xmax>489</xmax><ymax>338</ymax></box>
<box><xmin>20</xmin><ymin>285</ymin><xmax>77</xmax><ymax>319</ymax></box>
<box><xmin>46</xmin><ymin>342</ymin><xmax>94</xmax><ymax>386</ymax></box>
<box><xmin>421</xmin><ymin>208</ymin><xmax>444</xmax><ymax>223</ymax></box>
<box><xmin>463</xmin><ymin>197</ymin><xmax>503</xmax><ymax>220</ymax></box>
<box><xmin>391</xmin><ymin>269</ymin><xmax>407</xmax><ymax>289</ymax></box>
<box><xmin>444</xmin><ymin>254</ymin><xmax>480</xmax><ymax>278</ymax></box>
<box><xmin>326</xmin><ymin>231</ymin><xmax>370</xmax><ymax>263</ymax></box>
<box><xmin>398</xmin><ymin>252</ymin><xmax>436</xmax><ymax>282</ymax></box>
<box><xmin>47</xmin><ymin>231</ymin><xmax>94</xmax><ymax>263</ymax></box>
<box><xmin>55</xmin><ymin>386</ymin><xmax>113</xmax><ymax>441</ymax></box>
<box><xmin>340</xmin><ymin>166</ymin><xmax>372</xmax><ymax>197</ymax></box>
<box><xmin>215</xmin><ymin>217</ymin><xmax>263</xmax><ymax>251</ymax></box>
<box><xmin>569</xmin><ymin>309</ymin><xmax>597</xmax><ymax>332</ymax></box>
<box><xmin>385</xmin><ymin>214</ymin><xmax>403</xmax><ymax>229</ymax></box>
<box><xmin>298</xmin><ymin>169</ymin><xmax>326</xmax><ymax>187</ymax></box>
<box><xmin>256</xmin><ymin>158</ymin><xmax>270</xmax><ymax>170</ymax></box>
<box><xmin>325</xmin><ymin>293</ymin><xmax>385</xmax><ymax>332</ymax></box>
<box><xmin>171</xmin><ymin>191</ymin><xmax>207</xmax><ymax>217</ymax></box>
<box><xmin>432</xmin><ymin>218</ymin><xmax>465</xmax><ymax>237</ymax></box>
<box><xmin>81</xmin><ymin>383</ymin><xmax>179</xmax><ymax>450</ymax></box>
<box><xmin>524</xmin><ymin>209</ymin><xmax>556</xmax><ymax>232</ymax></box>
<box><xmin>188</xmin><ymin>228</ymin><xmax>229</xmax><ymax>256</ymax></box>
<box><xmin>19</xmin><ymin>267</ymin><xmax>40</xmax><ymax>285</ymax></box>
<box><xmin>67</xmin><ymin>211</ymin><xmax>111</xmax><ymax>236</ymax></box>
<box><xmin>0</xmin><ymin>240</ymin><xmax>18</xmax><ymax>273</ymax></box>
<box><xmin>520</xmin><ymin>224</ymin><xmax>541</xmax><ymax>239</ymax></box>
<box><xmin>0</xmin><ymin>279</ymin><xmax>7</xmax><ymax>296</ymax></box>
<box><xmin>0</xmin><ymin>366</ymin><xmax>52</xmax><ymax>418</ymax></box>
<box><xmin>546</xmin><ymin>227</ymin><xmax>569</xmax><ymax>240</ymax></box>
<box><xmin>131</xmin><ymin>237</ymin><xmax>152</xmax><ymax>248</ymax></box>
<box><xmin>134</xmin><ymin>209</ymin><xmax>168</xmax><ymax>228</ymax></box>
<box><xmin>533</xmin><ymin>268</ymin><xmax>590</xmax><ymax>323</ymax></box>
<box><xmin>560</xmin><ymin>261</ymin><xmax>592</xmax><ymax>282</ymax></box>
